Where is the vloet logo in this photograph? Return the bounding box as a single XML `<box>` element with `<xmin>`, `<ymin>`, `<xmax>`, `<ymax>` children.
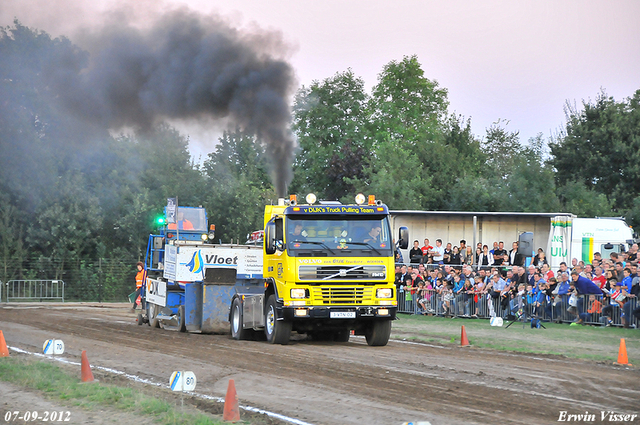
<box><xmin>186</xmin><ymin>250</ymin><xmax>203</xmax><ymax>273</ymax></box>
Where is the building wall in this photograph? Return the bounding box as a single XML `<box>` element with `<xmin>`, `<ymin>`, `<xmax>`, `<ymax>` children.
<box><xmin>391</xmin><ymin>213</ymin><xmax>557</xmax><ymax>263</ymax></box>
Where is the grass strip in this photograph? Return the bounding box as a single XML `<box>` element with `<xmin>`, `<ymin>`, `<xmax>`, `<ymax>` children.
<box><xmin>0</xmin><ymin>357</ymin><xmax>228</xmax><ymax>425</ymax></box>
<box><xmin>392</xmin><ymin>314</ymin><xmax>639</xmax><ymax>362</ymax></box>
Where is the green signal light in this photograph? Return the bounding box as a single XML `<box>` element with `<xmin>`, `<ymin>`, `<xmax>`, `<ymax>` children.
<box><xmin>156</xmin><ymin>216</ymin><xmax>166</xmax><ymax>225</ymax></box>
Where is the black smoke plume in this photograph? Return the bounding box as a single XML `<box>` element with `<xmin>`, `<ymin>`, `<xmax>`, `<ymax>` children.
<box><xmin>47</xmin><ymin>7</ymin><xmax>295</xmax><ymax>196</ymax></box>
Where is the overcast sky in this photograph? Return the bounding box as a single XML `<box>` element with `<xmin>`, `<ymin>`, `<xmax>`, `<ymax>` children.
<box><xmin>2</xmin><ymin>0</ymin><xmax>639</xmax><ymax>157</ymax></box>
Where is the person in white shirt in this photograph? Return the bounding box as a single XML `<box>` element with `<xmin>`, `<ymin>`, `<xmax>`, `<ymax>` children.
<box><xmin>430</xmin><ymin>239</ymin><xmax>445</xmax><ymax>264</ymax></box>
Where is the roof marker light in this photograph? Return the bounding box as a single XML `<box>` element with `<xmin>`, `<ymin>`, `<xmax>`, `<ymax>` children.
<box><xmin>306</xmin><ymin>193</ymin><xmax>317</xmax><ymax>204</ymax></box>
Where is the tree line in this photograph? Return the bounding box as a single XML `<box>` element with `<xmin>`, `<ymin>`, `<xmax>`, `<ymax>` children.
<box><xmin>1</xmin><ymin>22</ymin><xmax>638</xmax><ymax>300</ymax></box>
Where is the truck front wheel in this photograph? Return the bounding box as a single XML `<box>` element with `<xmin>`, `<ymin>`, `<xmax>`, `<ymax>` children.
<box><xmin>335</xmin><ymin>328</ymin><xmax>351</xmax><ymax>343</ymax></box>
<box><xmin>365</xmin><ymin>320</ymin><xmax>391</xmax><ymax>346</ymax></box>
<box><xmin>265</xmin><ymin>295</ymin><xmax>291</xmax><ymax>345</ymax></box>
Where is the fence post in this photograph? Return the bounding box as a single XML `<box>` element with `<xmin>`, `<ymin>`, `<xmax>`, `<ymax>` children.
<box><xmin>98</xmin><ymin>258</ymin><xmax>103</xmax><ymax>303</ymax></box>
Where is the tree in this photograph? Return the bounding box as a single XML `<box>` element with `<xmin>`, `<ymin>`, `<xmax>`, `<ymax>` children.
<box><xmin>203</xmin><ymin>128</ymin><xmax>271</xmax><ymax>188</ymax></box>
<box><xmin>442</xmin><ymin>114</ymin><xmax>486</xmax><ymax>176</ymax></box>
<box><xmin>349</xmin><ymin>141</ymin><xmax>430</xmax><ymax>210</ymax></box>
<box><xmin>550</xmin><ymin>90</ymin><xmax>640</xmax><ymax>221</ymax></box>
<box><xmin>26</xmin><ymin>172</ymin><xmax>104</xmax><ymax>279</ymax></box>
<box><xmin>500</xmin><ymin>135</ymin><xmax>561</xmax><ymax>212</ymax></box>
<box><xmin>203</xmin><ymin>129</ymin><xmax>275</xmax><ymax>242</ymax></box>
<box><xmin>112</xmin><ymin>190</ymin><xmax>154</xmax><ymax>261</ymax></box>
<box><xmin>0</xmin><ymin>21</ymin><xmax>103</xmax><ymax>214</ymax></box>
<box><xmin>477</xmin><ymin>125</ymin><xmax>563</xmax><ymax>212</ymax></box>
<box><xmin>556</xmin><ymin>180</ymin><xmax>613</xmax><ymax>217</ymax></box>
<box><xmin>0</xmin><ymin>196</ymin><xmax>28</xmax><ymax>282</ymax></box>
<box><xmin>480</xmin><ymin>119</ymin><xmax>523</xmax><ymax>180</ymax></box>
<box><xmin>368</xmin><ymin>55</ymin><xmax>448</xmax><ymax>151</ymax></box>
<box><xmin>291</xmin><ymin>70</ymin><xmax>370</xmax><ymax>199</ymax></box>
<box><xmin>337</xmin><ymin>57</ymin><xmax>492</xmax><ymax>211</ymax></box>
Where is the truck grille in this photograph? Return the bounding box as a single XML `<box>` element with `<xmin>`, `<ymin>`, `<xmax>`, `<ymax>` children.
<box><xmin>312</xmin><ymin>287</ymin><xmax>374</xmax><ymax>304</ymax></box>
<box><xmin>299</xmin><ymin>265</ymin><xmax>385</xmax><ymax>281</ymax></box>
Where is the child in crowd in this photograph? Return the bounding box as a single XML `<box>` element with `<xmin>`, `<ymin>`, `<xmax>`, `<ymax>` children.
<box><xmin>472</xmin><ymin>275</ymin><xmax>485</xmax><ymax>317</ymax></box>
<box><xmin>442</xmin><ymin>285</ymin><xmax>454</xmax><ymax>317</ymax></box>
<box><xmin>423</xmin><ymin>279</ymin><xmax>434</xmax><ymax>314</ymax></box>
<box><xmin>506</xmin><ymin>283</ymin><xmax>526</xmax><ymax>320</ymax></box>
<box><xmin>525</xmin><ymin>284</ymin><xmax>536</xmax><ymax>317</ymax></box>
<box><xmin>587</xmin><ymin>295</ymin><xmax>602</xmax><ymax>315</ymax></box>
<box><xmin>602</xmin><ymin>282</ymin><xmax>625</xmax><ymax>326</ymax></box>
<box><xmin>416</xmin><ymin>281</ymin><xmax>427</xmax><ymax>314</ymax></box>
<box><xmin>462</xmin><ymin>278</ymin><xmax>475</xmax><ymax>317</ymax></box>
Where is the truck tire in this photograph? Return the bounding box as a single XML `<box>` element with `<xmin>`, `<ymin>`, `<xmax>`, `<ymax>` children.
<box><xmin>265</xmin><ymin>295</ymin><xmax>291</xmax><ymax>345</ymax></box>
<box><xmin>335</xmin><ymin>328</ymin><xmax>350</xmax><ymax>343</ymax></box>
<box><xmin>178</xmin><ymin>305</ymin><xmax>187</xmax><ymax>333</ymax></box>
<box><xmin>365</xmin><ymin>320</ymin><xmax>391</xmax><ymax>346</ymax></box>
<box><xmin>231</xmin><ymin>297</ymin><xmax>250</xmax><ymax>340</ymax></box>
<box><xmin>149</xmin><ymin>303</ymin><xmax>161</xmax><ymax>328</ymax></box>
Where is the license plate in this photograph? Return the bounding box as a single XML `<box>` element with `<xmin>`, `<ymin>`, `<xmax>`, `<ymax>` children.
<box><xmin>330</xmin><ymin>311</ymin><xmax>356</xmax><ymax>319</ymax></box>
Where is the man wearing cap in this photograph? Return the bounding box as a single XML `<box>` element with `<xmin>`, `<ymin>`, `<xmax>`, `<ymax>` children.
<box><xmin>570</xmin><ymin>270</ymin><xmax>603</xmax><ymax>324</ymax></box>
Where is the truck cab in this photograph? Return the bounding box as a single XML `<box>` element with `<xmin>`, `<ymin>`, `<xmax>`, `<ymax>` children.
<box><xmin>231</xmin><ymin>194</ymin><xmax>409</xmax><ymax>346</ymax></box>
<box><xmin>145</xmin><ymin>206</ymin><xmax>214</xmax><ymax>275</ymax></box>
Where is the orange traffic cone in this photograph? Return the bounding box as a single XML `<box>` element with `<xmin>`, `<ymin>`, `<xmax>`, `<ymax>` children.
<box><xmin>0</xmin><ymin>330</ymin><xmax>9</xmax><ymax>357</ymax></box>
<box><xmin>614</xmin><ymin>338</ymin><xmax>632</xmax><ymax>366</ymax></box>
<box><xmin>80</xmin><ymin>350</ymin><xmax>95</xmax><ymax>382</ymax></box>
<box><xmin>222</xmin><ymin>379</ymin><xmax>240</xmax><ymax>422</ymax></box>
<box><xmin>460</xmin><ymin>325</ymin><xmax>470</xmax><ymax>347</ymax></box>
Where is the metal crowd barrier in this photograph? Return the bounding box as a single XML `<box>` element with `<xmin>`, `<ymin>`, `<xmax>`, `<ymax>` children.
<box><xmin>397</xmin><ymin>289</ymin><xmax>639</xmax><ymax>328</ymax></box>
<box><xmin>5</xmin><ymin>280</ymin><xmax>65</xmax><ymax>302</ymax></box>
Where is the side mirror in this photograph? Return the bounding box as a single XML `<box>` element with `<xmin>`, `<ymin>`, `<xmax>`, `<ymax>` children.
<box><xmin>265</xmin><ymin>222</ymin><xmax>277</xmax><ymax>255</ymax></box>
<box><xmin>518</xmin><ymin>232</ymin><xmax>533</xmax><ymax>256</ymax></box>
<box><xmin>398</xmin><ymin>227</ymin><xmax>409</xmax><ymax>250</ymax></box>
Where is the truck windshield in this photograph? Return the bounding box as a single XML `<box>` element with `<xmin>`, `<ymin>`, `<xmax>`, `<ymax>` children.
<box><xmin>167</xmin><ymin>207</ymin><xmax>207</xmax><ymax>232</ymax></box>
<box><xmin>285</xmin><ymin>216</ymin><xmax>393</xmax><ymax>257</ymax></box>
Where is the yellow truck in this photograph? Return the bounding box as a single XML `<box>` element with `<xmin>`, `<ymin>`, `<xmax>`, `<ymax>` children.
<box><xmin>230</xmin><ymin>194</ymin><xmax>409</xmax><ymax>346</ymax></box>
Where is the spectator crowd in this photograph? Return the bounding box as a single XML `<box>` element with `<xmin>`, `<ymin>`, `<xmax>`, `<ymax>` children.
<box><xmin>395</xmin><ymin>238</ymin><xmax>640</xmax><ymax>328</ymax></box>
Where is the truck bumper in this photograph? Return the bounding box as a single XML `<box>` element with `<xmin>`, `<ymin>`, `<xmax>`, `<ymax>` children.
<box><xmin>279</xmin><ymin>305</ymin><xmax>397</xmax><ymax>321</ymax></box>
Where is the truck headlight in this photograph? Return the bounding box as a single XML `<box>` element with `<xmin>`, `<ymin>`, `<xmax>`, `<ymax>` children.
<box><xmin>291</xmin><ymin>288</ymin><xmax>306</xmax><ymax>298</ymax></box>
<box><xmin>376</xmin><ymin>288</ymin><xmax>393</xmax><ymax>298</ymax></box>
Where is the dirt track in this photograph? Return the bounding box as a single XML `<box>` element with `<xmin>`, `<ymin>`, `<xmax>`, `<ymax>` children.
<box><xmin>1</xmin><ymin>303</ymin><xmax>638</xmax><ymax>425</ymax></box>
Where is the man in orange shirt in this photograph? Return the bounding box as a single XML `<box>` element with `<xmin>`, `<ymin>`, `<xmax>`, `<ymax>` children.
<box><xmin>167</xmin><ymin>212</ymin><xmax>194</xmax><ymax>230</ymax></box>
<box><xmin>132</xmin><ymin>262</ymin><xmax>147</xmax><ymax>312</ymax></box>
